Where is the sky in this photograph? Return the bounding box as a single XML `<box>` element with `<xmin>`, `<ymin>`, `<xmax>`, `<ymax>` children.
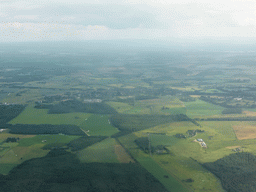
<box><xmin>1</xmin><ymin>0</ymin><xmax>256</xmax><ymax>43</ymax></box>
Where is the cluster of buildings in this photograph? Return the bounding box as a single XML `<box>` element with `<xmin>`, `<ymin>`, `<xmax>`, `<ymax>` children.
<box><xmin>197</xmin><ymin>138</ymin><xmax>207</xmax><ymax>148</ymax></box>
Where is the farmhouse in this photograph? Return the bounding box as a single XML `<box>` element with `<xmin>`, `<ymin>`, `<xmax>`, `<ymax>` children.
<box><xmin>201</xmin><ymin>142</ymin><xmax>207</xmax><ymax>148</ymax></box>
<box><xmin>0</xmin><ymin>129</ymin><xmax>6</xmax><ymax>133</ymax></box>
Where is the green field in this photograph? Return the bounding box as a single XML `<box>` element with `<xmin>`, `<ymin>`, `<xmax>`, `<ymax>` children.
<box><xmin>118</xmin><ymin>133</ymin><xmax>189</xmax><ymax>192</ymax></box>
<box><xmin>184</xmin><ymin>99</ymin><xmax>224</xmax><ymax>118</ymax></box>
<box><xmin>9</xmin><ymin>104</ymin><xmax>91</xmax><ymax>125</ymax></box>
<box><xmin>18</xmin><ymin>135</ymin><xmax>80</xmax><ymax>147</ymax></box>
<box><xmin>0</xmin><ymin>164</ymin><xmax>18</xmax><ymax>175</ymax></box>
<box><xmin>106</xmin><ymin>101</ymin><xmax>133</xmax><ymax>113</ymax></box>
<box><xmin>79</xmin><ymin>114</ymin><xmax>119</xmax><ymax>136</ymax></box>
<box><xmin>108</xmin><ymin>96</ymin><xmax>186</xmax><ymax>115</ymax></box>
<box><xmin>77</xmin><ymin>138</ymin><xmax>119</xmax><ymax>163</ymax></box>
<box><xmin>137</xmin><ymin>157</ymin><xmax>189</xmax><ymax>192</ymax></box>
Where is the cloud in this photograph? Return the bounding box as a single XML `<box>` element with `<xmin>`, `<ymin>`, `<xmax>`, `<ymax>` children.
<box><xmin>1</xmin><ymin>0</ymin><xmax>256</xmax><ymax>42</ymax></box>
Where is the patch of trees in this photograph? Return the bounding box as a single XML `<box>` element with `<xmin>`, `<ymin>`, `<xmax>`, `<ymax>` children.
<box><xmin>67</xmin><ymin>136</ymin><xmax>107</xmax><ymax>151</ymax></box>
<box><xmin>135</xmin><ymin>95</ymin><xmax>158</xmax><ymax>100</ymax></box>
<box><xmin>42</xmin><ymin>143</ymin><xmax>67</xmax><ymax>150</ymax></box>
<box><xmin>0</xmin><ymin>149</ymin><xmax>168</xmax><ymax>192</ymax></box>
<box><xmin>5</xmin><ymin>137</ymin><xmax>19</xmax><ymax>143</ymax></box>
<box><xmin>8</xmin><ymin>124</ymin><xmax>85</xmax><ymax>136</ymax></box>
<box><xmin>47</xmin><ymin>99</ymin><xmax>117</xmax><ymax>114</ymax></box>
<box><xmin>135</xmin><ymin>137</ymin><xmax>169</xmax><ymax>154</ymax></box>
<box><xmin>203</xmin><ymin>152</ymin><xmax>256</xmax><ymax>192</ymax></box>
<box><xmin>34</xmin><ymin>103</ymin><xmax>52</xmax><ymax>109</ymax></box>
<box><xmin>0</xmin><ymin>104</ymin><xmax>26</xmax><ymax>124</ymax></box>
<box><xmin>110</xmin><ymin>114</ymin><xmax>191</xmax><ymax>133</ymax></box>
<box><xmin>174</xmin><ymin>134</ymin><xmax>186</xmax><ymax>139</ymax></box>
<box><xmin>186</xmin><ymin>129</ymin><xmax>205</xmax><ymax>137</ymax></box>
<box><xmin>196</xmin><ymin>117</ymin><xmax>256</xmax><ymax>121</ymax></box>
<box><xmin>222</xmin><ymin>108</ymin><xmax>242</xmax><ymax>114</ymax></box>
<box><xmin>179</xmin><ymin>96</ymin><xmax>196</xmax><ymax>102</ymax></box>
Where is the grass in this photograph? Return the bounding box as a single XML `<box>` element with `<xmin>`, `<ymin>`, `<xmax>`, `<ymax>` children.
<box><xmin>137</xmin><ymin>156</ymin><xmax>189</xmax><ymax>192</ymax></box>
<box><xmin>118</xmin><ymin>133</ymin><xmax>189</xmax><ymax>192</ymax></box>
<box><xmin>9</xmin><ymin>104</ymin><xmax>91</xmax><ymax>125</ymax></box>
<box><xmin>0</xmin><ymin>164</ymin><xmax>18</xmax><ymax>175</ymax></box>
<box><xmin>79</xmin><ymin>114</ymin><xmax>119</xmax><ymax>136</ymax></box>
<box><xmin>108</xmin><ymin>96</ymin><xmax>186</xmax><ymax>115</ymax></box>
<box><xmin>18</xmin><ymin>135</ymin><xmax>80</xmax><ymax>147</ymax></box>
<box><xmin>2</xmin><ymin>89</ymin><xmax>42</xmax><ymax>104</ymax></box>
<box><xmin>139</xmin><ymin>121</ymin><xmax>200</xmax><ymax>135</ymax></box>
<box><xmin>77</xmin><ymin>138</ymin><xmax>119</xmax><ymax>163</ymax></box>
<box><xmin>106</xmin><ymin>101</ymin><xmax>133</xmax><ymax>113</ymax></box>
<box><xmin>121</xmin><ymin>121</ymin><xmax>241</xmax><ymax>191</ymax></box>
<box><xmin>184</xmin><ymin>99</ymin><xmax>224</xmax><ymax>118</ymax></box>
<box><xmin>152</xmin><ymin>155</ymin><xmax>225</xmax><ymax>192</ymax></box>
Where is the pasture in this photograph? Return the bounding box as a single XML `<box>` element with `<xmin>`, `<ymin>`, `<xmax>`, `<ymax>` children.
<box><xmin>9</xmin><ymin>104</ymin><xmax>91</xmax><ymax>125</ymax></box>
<box><xmin>0</xmin><ymin>164</ymin><xmax>18</xmax><ymax>175</ymax></box>
<box><xmin>184</xmin><ymin>99</ymin><xmax>224</xmax><ymax>118</ymax></box>
<box><xmin>79</xmin><ymin>114</ymin><xmax>119</xmax><ymax>136</ymax></box>
<box><xmin>118</xmin><ymin>133</ymin><xmax>188</xmax><ymax>192</ymax></box>
<box><xmin>109</xmin><ymin>96</ymin><xmax>186</xmax><ymax>115</ymax></box>
<box><xmin>106</xmin><ymin>101</ymin><xmax>133</xmax><ymax>113</ymax></box>
<box><xmin>77</xmin><ymin>138</ymin><xmax>119</xmax><ymax>163</ymax></box>
<box><xmin>18</xmin><ymin>135</ymin><xmax>79</xmax><ymax>147</ymax></box>
<box><xmin>2</xmin><ymin>89</ymin><xmax>42</xmax><ymax>104</ymax></box>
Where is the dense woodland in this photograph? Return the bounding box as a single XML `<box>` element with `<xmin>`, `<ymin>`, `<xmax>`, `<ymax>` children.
<box><xmin>0</xmin><ymin>104</ymin><xmax>26</xmax><ymax>125</ymax></box>
<box><xmin>8</xmin><ymin>124</ymin><xmax>85</xmax><ymax>135</ymax></box>
<box><xmin>203</xmin><ymin>152</ymin><xmax>256</xmax><ymax>192</ymax></box>
<box><xmin>43</xmin><ymin>99</ymin><xmax>117</xmax><ymax>114</ymax></box>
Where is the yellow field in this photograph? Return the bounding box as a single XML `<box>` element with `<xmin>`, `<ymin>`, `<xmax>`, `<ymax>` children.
<box><xmin>114</xmin><ymin>145</ymin><xmax>135</xmax><ymax>163</ymax></box>
<box><xmin>243</xmin><ymin>111</ymin><xmax>256</xmax><ymax>117</ymax></box>
<box><xmin>232</xmin><ymin>122</ymin><xmax>256</xmax><ymax>140</ymax></box>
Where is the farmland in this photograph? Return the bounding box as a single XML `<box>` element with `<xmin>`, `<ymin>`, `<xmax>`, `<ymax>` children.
<box><xmin>9</xmin><ymin>104</ymin><xmax>91</xmax><ymax>126</ymax></box>
<box><xmin>79</xmin><ymin>114</ymin><xmax>119</xmax><ymax>136</ymax></box>
<box><xmin>2</xmin><ymin>46</ymin><xmax>256</xmax><ymax>191</ymax></box>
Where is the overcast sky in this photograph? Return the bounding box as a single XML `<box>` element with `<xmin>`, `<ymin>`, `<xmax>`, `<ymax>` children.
<box><xmin>1</xmin><ymin>0</ymin><xmax>256</xmax><ymax>42</ymax></box>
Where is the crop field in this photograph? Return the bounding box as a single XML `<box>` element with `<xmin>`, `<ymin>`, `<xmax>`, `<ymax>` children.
<box><xmin>243</xmin><ymin>110</ymin><xmax>256</xmax><ymax>116</ymax></box>
<box><xmin>9</xmin><ymin>104</ymin><xmax>91</xmax><ymax>125</ymax></box>
<box><xmin>79</xmin><ymin>114</ymin><xmax>119</xmax><ymax>136</ymax></box>
<box><xmin>0</xmin><ymin>133</ymin><xmax>35</xmax><ymax>143</ymax></box>
<box><xmin>114</xmin><ymin>144</ymin><xmax>134</xmax><ymax>163</ymax></box>
<box><xmin>77</xmin><ymin>138</ymin><xmax>119</xmax><ymax>163</ymax></box>
<box><xmin>231</xmin><ymin>121</ymin><xmax>256</xmax><ymax>140</ymax></box>
<box><xmin>184</xmin><ymin>99</ymin><xmax>224</xmax><ymax>118</ymax></box>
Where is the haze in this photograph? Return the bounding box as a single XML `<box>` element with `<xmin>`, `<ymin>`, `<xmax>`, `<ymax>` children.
<box><xmin>1</xmin><ymin>0</ymin><xmax>256</xmax><ymax>44</ymax></box>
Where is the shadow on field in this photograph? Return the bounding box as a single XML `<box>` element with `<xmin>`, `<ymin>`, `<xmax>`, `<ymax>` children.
<box><xmin>0</xmin><ymin>149</ymin><xmax>168</xmax><ymax>192</ymax></box>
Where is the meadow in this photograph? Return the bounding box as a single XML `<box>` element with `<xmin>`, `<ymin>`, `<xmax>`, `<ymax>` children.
<box><xmin>77</xmin><ymin>138</ymin><xmax>119</xmax><ymax>163</ymax></box>
<box><xmin>184</xmin><ymin>99</ymin><xmax>224</xmax><ymax>118</ymax></box>
<box><xmin>9</xmin><ymin>104</ymin><xmax>91</xmax><ymax>125</ymax></box>
<box><xmin>79</xmin><ymin>114</ymin><xmax>119</xmax><ymax>136</ymax></box>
